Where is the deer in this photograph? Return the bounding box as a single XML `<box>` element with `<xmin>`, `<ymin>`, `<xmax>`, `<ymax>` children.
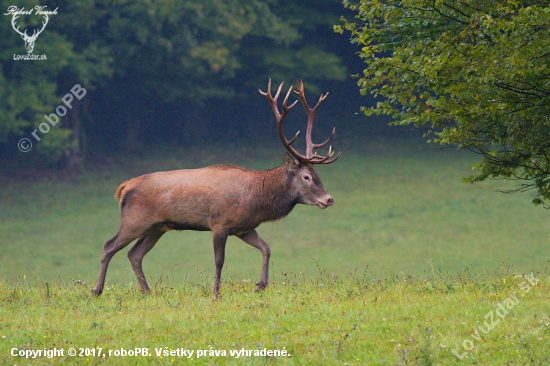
<box><xmin>92</xmin><ymin>79</ymin><xmax>340</xmax><ymax>297</ymax></box>
<box><xmin>11</xmin><ymin>14</ymin><xmax>49</xmax><ymax>54</ymax></box>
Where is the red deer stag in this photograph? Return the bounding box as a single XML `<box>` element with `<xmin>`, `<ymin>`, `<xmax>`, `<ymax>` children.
<box><xmin>92</xmin><ymin>79</ymin><xmax>340</xmax><ymax>297</ymax></box>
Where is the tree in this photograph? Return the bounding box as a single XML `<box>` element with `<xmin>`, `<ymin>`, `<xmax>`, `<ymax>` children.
<box><xmin>98</xmin><ymin>0</ymin><xmax>347</xmax><ymax>149</ymax></box>
<box><xmin>0</xmin><ymin>0</ymin><xmax>113</xmax><ymax>166</ymax></box>
<box><xmin>236</xmin><ymin>0</ymin><xmax>348</xmax><ymax>93</ymax></box>
<box><xmin>0</xmin><ymin>0</ymin><xmax>74</xmax><ymax>163</ymax></box>
<box><xmin>1</xmin><ymin>0</ymin><xmax>348</xmax><ymax>167</ymax></box>
<box><xmin>336</xmin><ymin>0</ymin><xmax>550</xmax><ymax>206</ymax></box>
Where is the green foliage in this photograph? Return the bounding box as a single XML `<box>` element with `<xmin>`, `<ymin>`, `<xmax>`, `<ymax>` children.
<box><xmin>0</xmin><ymin>0</ymin><xmax>113</xmax><ymax>160</ymax></box>
<box><xmin>0</xmin><ymin>0</ymin><xmax>64</xmax><ymax>143</ymax></box>
<box><xmin>0</xmin><ymin>0</ymin><xmax>347</xmax><ymax>166</ymax></box>
<box><xmin>100</xmin><ymin>0</ymin><xmax>347</xmax><ymax>101</ymax></box>
<box><xmin>103</xmin><ymin>0</ymin><xmax>264</xmax><ymax>101</ymax></box>
<box><xmin>238</xmin><ymin>1</ymin><xmax>348</xmax><ymax>93</ymax></box>
<box><xmin>337</xmin><ymin>0</ymin><xmax>550</xmax><ymax>206</ymax></box>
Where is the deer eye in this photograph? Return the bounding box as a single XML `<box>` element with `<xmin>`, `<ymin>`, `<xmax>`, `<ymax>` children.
<box><xmin>303</xmin><ymin>175</ymin><xmax>311</xmax><ymax>181</ymax></box>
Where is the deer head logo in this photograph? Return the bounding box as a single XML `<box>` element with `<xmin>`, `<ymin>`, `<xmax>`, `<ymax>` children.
<box><xmin>11</xmin><ymin>13</ymin><xmax>48</xmax><ymax>54</ymax></box>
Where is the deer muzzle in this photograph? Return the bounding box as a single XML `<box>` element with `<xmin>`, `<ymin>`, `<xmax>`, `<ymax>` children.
<box><xmin>316</xmin><ymin>195</ymin><xmax>334</xmax><ymax>209</ymax></box>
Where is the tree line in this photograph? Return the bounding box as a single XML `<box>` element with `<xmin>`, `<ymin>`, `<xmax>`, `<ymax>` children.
<box><xmin>1</xmin><ymin>0</ymin><xmax>348</xmax><ymax>168</ymax></box>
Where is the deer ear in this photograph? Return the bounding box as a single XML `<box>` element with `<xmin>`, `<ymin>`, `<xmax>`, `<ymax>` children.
<box><xmin>283</xmin><ymin>152</ymin><xmax>297</xmax><ymax>171</ymax></box>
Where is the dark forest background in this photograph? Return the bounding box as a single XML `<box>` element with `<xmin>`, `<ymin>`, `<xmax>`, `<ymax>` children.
<box><xmin>0</xmin><ymin>0</ymin><xmax>386</xmax><ymax>171</ymax></box>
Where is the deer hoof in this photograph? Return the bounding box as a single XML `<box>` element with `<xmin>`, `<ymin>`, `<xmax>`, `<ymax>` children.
<box><xmin>255</xmin><ymin>281</ymin><xmax>268</xmax><ymax>292</ymax></box>
<box><xmin>91</xmin><ymin>288</ymin><xmax>102</xmax><ymax>297</ymax></box>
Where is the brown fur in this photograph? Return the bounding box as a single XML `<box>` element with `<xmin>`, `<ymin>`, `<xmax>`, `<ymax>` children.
<box><xmin>92</xmin><ymin>155</ymin><xmax>334</xmax><ymax>298</ymax></box>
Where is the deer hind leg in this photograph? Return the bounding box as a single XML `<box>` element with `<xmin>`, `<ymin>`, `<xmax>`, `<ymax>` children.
<box><xmin>92</xmin><ymin>229</ymin><xmax>142</xmax><ymax>296</ymax></box>
<box><xmin>127</xmin><ymin>230</ymin><xmax>164</xmax><ymax>293</ymax></box>
<box><xmin>238</xmin><ymin>230</ymin><xmax>271</xmax><ymax>291</ymax></box>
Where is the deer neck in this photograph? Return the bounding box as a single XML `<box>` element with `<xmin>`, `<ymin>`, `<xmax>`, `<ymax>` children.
<box><xmin>252</xmin><ymin>166</ymin><xmax>298</xmax><ymax>223</ymax></box>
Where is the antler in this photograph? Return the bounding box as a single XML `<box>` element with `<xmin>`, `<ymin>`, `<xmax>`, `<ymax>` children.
<box><xmin>259</xmin><ymin>79</ymin><xmax>340</xmax><ymax>165</ymax></box>
<box><xmin>259</xmin><ymin>79</ymin><xmax>302</xmax><ymax>160</ymax></box>
<box><xmin>292</xmin><ymin>80</ymin><xmax>340</xmax><ymax>164</ymax></box>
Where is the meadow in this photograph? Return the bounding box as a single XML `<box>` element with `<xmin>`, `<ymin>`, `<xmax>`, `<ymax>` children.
<box><xmin>1</xmin><ymin>136</ymin><xmax>549</xmax><ymax>364</ymax></box>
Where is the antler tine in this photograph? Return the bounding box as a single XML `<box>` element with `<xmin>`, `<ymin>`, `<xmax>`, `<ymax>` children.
<box><xmin>260</xmin><ymin>79</ymin><xmax>303</xmax><ymax>162</ymax></box>
<box><xmin>293</xmin><ymin>80</ymin><xmax>309</xmax><ymax>111</ymax></box>
<box><xmin>317</xmin><ymin>151</ymin><xmax>342</xmax><ymax>165</ymax></box>
<box><xmin>287</xmin><ymin>130</ymin><xmax>301</xmax><ymax>146</ymax></box>
<box><xmin>259</xmin><ymin>79</ymin><xmax>298</xmax><ymax>118</ymax></box>
<box><xmin>308</xmin><ymin>146</ymin><xmax>341</xmax><ymax>164</ymax></box>
<box><xmin>258</xmin><ymin>79</ymin><xmax>276</xmax><ymax>116</ymax></box>
<box><xmin>293</xmin><ymin>79</ymin><xmax>329</xmax><ymax>115</ymax></box>
<box><xmin>313</xmin><ymin>145</ymin><xmax>333</xmax><ymax>159</ymax></box>
<box><xmin>312</xmin><ymin>127</ymin><xmax>336</xmax><ymax>149</ymax></box>
<box><xmin>282</xmin><ymin>85</ymin><xmax>297</xmax><ymax>113</ymax></box>
<box><xmin>258</xmin><ymin>78</ymin><xmax>272</xmax><ymax>95</ymax></box>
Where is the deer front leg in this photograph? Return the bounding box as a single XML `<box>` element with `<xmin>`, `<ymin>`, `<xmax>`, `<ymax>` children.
<box><xmin>238</xmin><ymin>230</ymin><xmax>270</xmax><ymax>291</ymax></box>
<box><xmin>212</xmin><ymin>231</ymin><xmax>228</xmax><ymax>297</ymax></box>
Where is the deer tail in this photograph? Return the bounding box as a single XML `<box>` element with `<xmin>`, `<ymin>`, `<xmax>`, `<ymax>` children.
<box><xmin>114</xmin><ymin>181</ymin><xmax>129</xmax><ymax>201</ymax></box>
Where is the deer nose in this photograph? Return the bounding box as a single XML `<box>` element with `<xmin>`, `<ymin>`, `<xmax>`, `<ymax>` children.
<box><xmin>327</xmin><ymin>197</ymin><xmax>334</xmax><ymax>206</ymax></box>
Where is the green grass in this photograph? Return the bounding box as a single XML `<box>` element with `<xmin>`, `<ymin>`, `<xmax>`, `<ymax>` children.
<box><xmin>1</xmin><ymin>274</ymin><xmax>549</xmax><ymax>365</ymax></box>
<box><xmin>1</xmin><ymin>139</ymin><xmax>549</xmax><ymax>364</ymax></box>
<box><xmin>1</xmin><ymin>141</ymin><xmax>548</xmax><ymax>284</ymax></box>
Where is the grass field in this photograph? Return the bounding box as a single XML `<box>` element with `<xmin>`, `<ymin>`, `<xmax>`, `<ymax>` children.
<box><xmin>1</xmin><ymin>137</ymin><xmax>549</xmax><ymax>364</ymax></box>
<box><xmin>1</xmin><ymin>274</ymin><xmax>548</xmax><ymax>365</ymax></box>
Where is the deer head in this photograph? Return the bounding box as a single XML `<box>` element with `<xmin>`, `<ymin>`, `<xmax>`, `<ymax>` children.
<box><xmin>259</xmin><ymin>79</ymin><xmax>339</xmax><ymax>209</ymax></box>
<box><xmin>11</xmin><ymin>14</ymin><xmax>49</xmax><ymax>54</ymax></box>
